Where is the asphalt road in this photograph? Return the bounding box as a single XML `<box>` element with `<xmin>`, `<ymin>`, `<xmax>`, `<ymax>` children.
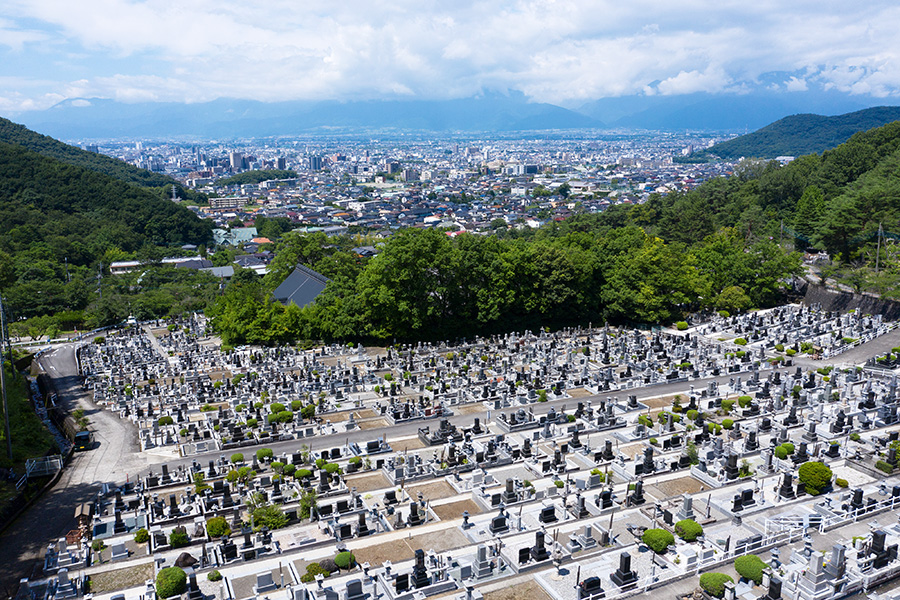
<box><xmin>0</xmin><ymin>345</ymin><xmax>151</xmax><ymax>597</ymax></box>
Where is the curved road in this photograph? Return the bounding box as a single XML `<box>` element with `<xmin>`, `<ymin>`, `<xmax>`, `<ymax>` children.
<box><xmin>0</xmin><ymin>345</ymin><xmax>155</xmax><ymax>597</ymax></box>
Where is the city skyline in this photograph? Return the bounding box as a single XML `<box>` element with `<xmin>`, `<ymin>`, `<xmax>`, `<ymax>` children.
<box><xmin>3</xmin><ymin>0</ymin><xmax>900</xmax><ymax>115</ymax></box>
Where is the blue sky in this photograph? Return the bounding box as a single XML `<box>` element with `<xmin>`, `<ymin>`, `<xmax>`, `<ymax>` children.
<box><xmin>2</xmin><ymin>0</ymin><xmax>900</xmax><ymax>113</ymax></box>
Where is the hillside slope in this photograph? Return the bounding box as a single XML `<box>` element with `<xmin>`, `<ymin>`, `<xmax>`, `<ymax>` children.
<box><xmin>695</xmin><ymin>106</ymin><xmax>900</xmax><ymax>160</ymax></box>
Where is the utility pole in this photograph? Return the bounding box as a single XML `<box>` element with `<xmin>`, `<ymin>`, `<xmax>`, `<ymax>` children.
<box><xmin>0</xmin><ymin>295</ymin><xmax>12</xmax><ymax>461</ymax></box>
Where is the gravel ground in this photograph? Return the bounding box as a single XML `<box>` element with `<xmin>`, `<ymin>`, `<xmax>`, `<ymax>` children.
<box><xmin>408</xmin><ymin>480</ymin><xmax>458</xmax><ymax>501</ymax></box>
<box><xmin>432</xmin><ymin>499</ymin><xmax>483</xmax><ymax>520</ymax></box>
<box><xmin>90</xmin><ymin>562</ymin><xmax>154</xmax><ymax>594</ymax></box>
<box><xmin>484</xmin><ymin>580</ymin><xmax>552</xmax><ymax>600</ymax></box>
<box><xmin>347</xmin><ymin>472</ymin><xmax>392</xmax><ymax>493</ymax></box>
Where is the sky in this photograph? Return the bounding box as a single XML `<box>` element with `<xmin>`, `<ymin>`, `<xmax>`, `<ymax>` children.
<box><xmin>2</xmin><ymin>0</ymin><xmax>900</xmax><ymax>114</ymax></box>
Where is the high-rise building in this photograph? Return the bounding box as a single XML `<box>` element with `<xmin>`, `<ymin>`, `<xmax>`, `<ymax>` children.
<box><xmin>229</xmin><ymin>151</ymin><xmax>244</xmax><ymax>170</ymax></box>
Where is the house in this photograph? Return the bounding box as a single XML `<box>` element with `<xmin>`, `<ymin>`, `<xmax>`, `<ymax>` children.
<box><xmin>271</xmin><ymin>265</ymin><xmax>330</xmax><ymax>308</ymax></box>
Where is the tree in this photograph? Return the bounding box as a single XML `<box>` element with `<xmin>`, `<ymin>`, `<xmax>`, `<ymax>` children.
<box><xmin>798</xmin><ymin>461</ymin><xmax>832</xmax><ymax>495</ymax></box>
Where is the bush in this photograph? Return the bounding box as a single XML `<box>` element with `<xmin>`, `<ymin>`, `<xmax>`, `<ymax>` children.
<box><xmin>737</xmin><ymin>395</ymin><xmax>752</xmax><ymax>408</ymax></box>
<box><xmin>134</xmin><ymin>528</ymin><xmax>150</xmax><ymax>544</ymax></box>
<box><xmin>638</xmin><ymin>414</ymin><xmax>652</xmax><ymax>427</ymax></box>
<box><xmin>699</xmin><ymin>573</ymin><xmax>733</xmax><ymax>598</ymax></box>
<box><xmin>157</xmin><ymin>416</ymin><xmax>174</xmax><ymax>426</ymax></box>
<box><xmin>686</xmin><ymin>410</ymin><xmax>699</xmax><ymax>421</ymax></box>
<box><xmin>300</xmin><ymin>562</ymin><xmax>331</xmax><ymax>583</ymax></box>
<box><xmin>676</xmin><ymin>321</ymin><xmax>689</xmax><ymax>331</ymax></box>
<box><xmin>168</xmin><ymin>527</ymin><xmax>190</xmax><ymax>548</ymax></box>
<box><xmin>206</xmin><ymin>516</ymin><xmax>231</xmax><ymax>538</ymax></box>
<box><xmin>283</xmin><ymin>464</ymin><xmax>297</xmax><ymax>476</ymax></box>
<box><xmin>734</xmin><ymin>555</ymin><xmax>767</xmax><ymax>585</ymax></box>
<box><xmin>156</xmin><ymin>567</ymin><xmax>187</xmax><ymax>599</ymax></box>
<box><xmin>774</xmin><ymin>343</ymin><xmax>784</xmax><ymax>352</ymax></box>
<box><xmin>207</xmin><ymin>570</ymin><xmax>222</xmax><ymax>582</ymax></box>
<box><xmin>246</xmin><ymin>418</ymin><xmax>258</xmax><ymax>428</ymax></box>
<box><xmin>269</xmin><ymin>402</ymin><xmax>286</xmax><ymax>414</ymax></box>
<box><xmin>273</xmin><ymin>410</ymin><xmax>293</xmax><ymax>424</ymax></box>
<box><xmin>230</xmin><ymin>453</ymin><xmax>244</xmax><ymax>464</ymax></box>
<box><xmin>786</xmin><ymin>349</ymin><xmax>797</xmax><ymax>356</ymax></box>
<box><xmin>721</xmin><ymin>399</ymin><xmax>735</xmax><ymax>413</ymax></box>
<box><xmin>718</xmin><ymin>310</ymin><xmax>730</xmax><ymax>318</ymax></box>
<box><xmin>674</xmin><ymin>519</ymin><xmax>703</xmax><ymax>542</ymax></box>
<box><xmin>876</xmin><ymin>460</ymin><xmax>894</xmax><ymax>474</ymax></box>
<box><xmin>798</xmin><ymin>461</ymin><xmax>833</xmax><ymax>495</ymax></box>
<box><xmin>324</xmin><ymin>462</ymin><xmax>342</xmax><ymax>474</ymax></box>
<box><xmin>334</xmin><ymin>551</ymin><xmax>357</xmax><ymax>570</ymax></box>
<box><xmin>850</xmin><ymin>433</ymin><xmax>861</xmax><ymax>442</ymax></box>
<box><xmin>642</xmin><ymin>528</ymin><xmax>675</xmax><ymax>553</ymax></box>
<box><xmin>554</xmin><ymin>480</ymin><xmax>565</xmax><ymax>488</ymax></box>
<box><xmin>296</xmin><ymin>468</ymin><xmax>312</xmax><ymax>478</ymax></box>
<box><xmin>256</xmin><ymin>448</ymin><xmax>273</xmax><ymax>461</ymax></box>
<box><xmin>734</xmin><ymin>338</ymin><xmax>747</xmax><ymax>346</ymax></box>
<box><xmin>291</xmin><ymin>400</ymin><xmax>302</xmax><ymax>411</ymax></box>
<box><xmin>835</xmin><ymin>478</ymin><xmax>849</xmax><ymax>488</ymax></box>
<box><xmin>721</xmin><ymin>419</ymin><xmax>734</xmax><ymax>430</ymax></box>
<box><xmin>349</xmin><ymin>456</ymin><xmax>362</xmax><ymax>465</ymax></box>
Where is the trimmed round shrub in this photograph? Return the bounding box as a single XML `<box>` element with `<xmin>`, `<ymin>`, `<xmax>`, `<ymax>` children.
<box><xmin>734</xmin><ymin>338</ymin><xmax>747</xmax><ymax>346</ymax></box>
<box><xmin>158</xmin><ymin>416</ymin><xmax>174</xmax><ymax>426</ymax></box>
<box><xmin>334</xmin><ymin>551</ymin><xmax>356</xmax><ymax>570</ymax></box>
<box><xmin>734</xmin><ymin>554</ymin><xmax>768</xmax><ymax>585</ymax></box>
<box><xmin>256</xmin><ymin>448</ymin><xmax>274</xmax><ymax>461</ymax></box>
<box><xmin>245</xmin><ymin>418</ymin><xmax>258</xmax><ymax>428</ymax></box>
<box><xmin>674</xmin><ymin>519</ymin><xmax>703</xmax><ymax>542</ymax></box>
<box><xmin>798</xmin><ymin>461</ymin><xmax>832</xmax><ymax>495</ymax></box>
<box><xmin>721</xmin><ymin>399</ymin><xmax>735</xmax><ymax>413</ymax></box>
<box><xmin>642</xmin><ymin>528</ymin><xmax>675</xmax><ymax>554</ymax></box>
<box><xmin>676</xmin><ymin>321</ymin><xmax>689</xmax><ymax>331</ymax></box>
<box><xmin>721</xmin><ymin>419</ymin><xmax>734</xmax><ymax>430</ymax></box>
<box><xmin>324</xmin><ymin>462</ymin><xmax>342</xmax><ymax>474</ymax></box>
<box><xmin>134</xmin><ymin>528</ymin><xmax>150</xmax><ymax>544</ymax></box>
<box><xmin>283</xmin><ymin>464</ymin><xmax>297</xmax><ymax>477</ymax></box>
<box><xmin>269</xmin><ymin>402</ymin><xmax>286</xmax><ymax>414</ymax></box>
<box><xmin>231</xmin><ymin>453</ymin><xmax>244</xmax><ymax>464</ymax></box>
<box><xmin>206</xmin><ymin>516</ymin><xmax>231</xmax><ymax>538</ymax></box>
<box><xmin>737</xmin><ymin>395</ymin><xmax>752</xmax><ymax>408</ymax></box>
<box><xmin>349</xmin><ymin>456</ymin><xmax>362</xmax><ymax>465</ymax></box>
<box><xmin>207</xmin><ymin>570</ymin><xmax>222</xmax><ymax>582</ymax></box>
<box><xmin>700</xmin><ymin>573</ymin><xmax>733</xmax><ymax>598</ymax></box>
<box><xmin>296</xmin><ymin>468</ymin><xmax>313</xmax><ymax>479</ymax></box>
<box><xmin>686</xmin><ymin>410</ymin><xmax>699</xmax><ymax>421</ymax></box>
<box><xmin>156</xmin><ymin>567</ymin><xmax>187</xmax><ymax>599</ymax></box>
<box><xmin>835</xmin><ymin>478</ymin><xmax>849</xmax><ymax>488</ymax></box>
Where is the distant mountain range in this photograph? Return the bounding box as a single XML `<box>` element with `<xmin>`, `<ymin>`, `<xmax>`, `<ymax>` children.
<box><xmin>8</xmin><ymin>89</ymin><xmax>900</xmax><ymax>140</ymax></box>
<box><xmin>694</xmin><ymin>106</ymin><xmax>900</xmax><ymax>160</ymax></box>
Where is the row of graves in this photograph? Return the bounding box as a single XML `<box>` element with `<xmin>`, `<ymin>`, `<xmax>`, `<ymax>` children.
<box><xmin>699</xmin><ymin>303</ymin><xmax>899</xmax><ymax>360</ymax></box>
<box><xmin>28</xmin><ymin>380</ymin><xmax>900</xmax><ymax>600</ymax></box>
<box><xmin>78</xmin><ymin>316</ymin><xmax>834</xmax><ymax>459</ymax></box>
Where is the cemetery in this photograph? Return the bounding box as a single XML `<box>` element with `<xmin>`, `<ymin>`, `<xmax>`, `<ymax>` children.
<box><xmin>15</xmin><ymin>304</ymin><xmax>900</xmax><ymax>600</ymax></box>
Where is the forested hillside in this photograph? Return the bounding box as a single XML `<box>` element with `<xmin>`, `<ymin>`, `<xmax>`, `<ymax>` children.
<box><xmin>0</xmin><ymin>140</ymin><xmax>213</xmax><ymax>320</ymax></box>
<box><xmin>694</xmin><ymin>106</ymin><xmax>900</xmax><ymax>160</ymax></box>
<box><xmin>0</xmin><ymin>117</ymin><xmax>204</xmax><ymax>201</ymax></box>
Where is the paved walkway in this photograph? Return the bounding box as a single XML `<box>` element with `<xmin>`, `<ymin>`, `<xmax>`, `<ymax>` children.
<box><xmin>0</xmin><ymin>345</ymin><xmax>159</xmax><ymax>597</ymax></box>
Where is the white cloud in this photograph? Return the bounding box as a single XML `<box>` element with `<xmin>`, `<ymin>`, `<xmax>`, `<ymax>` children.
<box><xmin>1</xmin><ymin>0</ymin><xmax>900</xmax><ymax>109</ymax></box>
